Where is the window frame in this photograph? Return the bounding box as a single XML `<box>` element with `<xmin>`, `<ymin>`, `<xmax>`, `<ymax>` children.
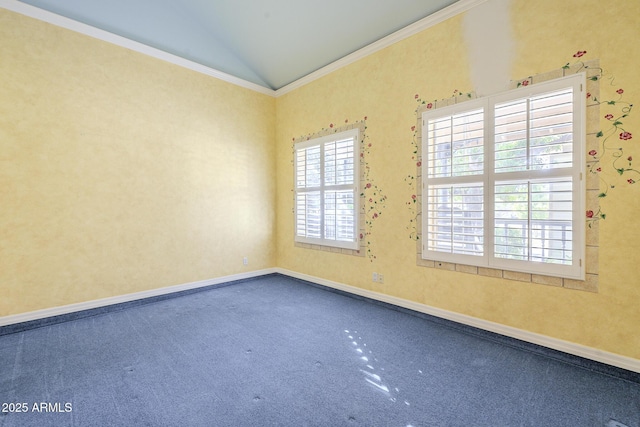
<box><xmin>421</xmin><ymin>74</ymin><xmax>586</xmax><ymax>280</ymax></box>
<box><xmin>294</xmin><ymin>128</ymin><xmax>360</xmax><ymax>250</ymax></box>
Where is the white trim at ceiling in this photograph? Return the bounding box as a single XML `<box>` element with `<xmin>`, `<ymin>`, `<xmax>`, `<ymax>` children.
<box><xmin>0</xmin><ymin>0</ymin><xmax>486</xmax><ymax>96</ymax></box>
<box><xmin>275</xmin><ymin>0</ymin><xmax>487</xmax><ymax>97</ymax></box>
<box><xmin>0</xmin><ymin>0</ymin><xmax>275</xmax><ymax>96</ymax></box>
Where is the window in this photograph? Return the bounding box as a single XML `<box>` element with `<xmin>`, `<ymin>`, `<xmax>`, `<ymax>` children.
<box><xmin>421</xmin><ymin>74</ymin><xmax>585</xmax><ymax>279</ymax></box>
<box><xmin>295</xmin><ymin>128</ymin><xmax>360</xmax><ymax>250</ymax></box>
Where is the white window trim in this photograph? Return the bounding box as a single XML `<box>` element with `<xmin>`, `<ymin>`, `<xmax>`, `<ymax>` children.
<box><xmin>294</xmin><ymin>128</ymin><xmax>360</xmax><ymax>250</ymax></box>
<box><xmin>421</xmin><ymin>74</ymin><xmax>586</xmax><ymax>280</ymax></box>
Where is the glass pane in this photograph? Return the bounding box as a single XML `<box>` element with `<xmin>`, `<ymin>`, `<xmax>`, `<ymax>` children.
<box><xmin>530</xmin><ymin>179</ymin><xmax>573</xmax><ymax>264</ymax></box>
<box><xmin>495</xmin><ymin>99</ymin><xmax>528</xmax><ymax>173</ymax></box>
<box><xmin>529</xmin><ymin>89</ymin><xmax>573</xmax><ymax>170</ymax></box>
<box><xmin>296</xmin><ymin>191</ymin><xmax>321</xmax><ymax>238</ymax></box>
<box><xmin>495</xmin><ymin>88</ymin><xmax>574</xmax><ymax>173</ymax></box>
<box><xmin>494</xmin><ymin>179</ymin><xmax>573</xmax><ymax>264</ymax></box>
<box><xmin>427</xmin><ymin>109</ymin><xmax>484</xmax><ymax>178</ymax></box>
<box><xmin>426</xmin><ymin>183</ymin><xmax>483</xmax><ymax>255</ymax></box>
<box><xmin>296</xmin><ymin>146</ymin><xmax>321</xmax><ymax>188</ymax></box>
<box><xmin>324</xmin><ymin>190</ymin><xmax>355</xmax><ymax>242</ymax></box>
<box><xmin>325</xmin><ymin>137</ymin><xmax>355</xmax><ymax>186</ymax></box>
<box><xmin>494</xmin><ymin>181</ymin><xmax>529</xmax><ymax>260</ymax></box>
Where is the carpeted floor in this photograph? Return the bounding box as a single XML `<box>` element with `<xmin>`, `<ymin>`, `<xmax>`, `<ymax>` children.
<box><xmin>1</xmin><ymin>274</ymin><xmax>638</xmax><ymax>426</ymax></box>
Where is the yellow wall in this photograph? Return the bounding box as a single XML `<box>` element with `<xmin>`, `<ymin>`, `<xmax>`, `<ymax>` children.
<box><xmin>276</xmin><ymin>0</ymin><xmax>640</xmax><ymax>359</ymax></box>
<box><xmin>0</xmin><ymin>10</ymin><xmax>276</xmax><ymax>315</ymax></box>
<box><xmin>2</xmin><ymin>0</ymin><xmax>639</xmax><ymax>361</ymax></box>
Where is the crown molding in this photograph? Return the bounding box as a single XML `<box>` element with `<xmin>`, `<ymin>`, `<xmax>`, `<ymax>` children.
<box><xmin>0</xmin><ymin>0</ymin><xmax>277</xmax><ymax>96</ymax></box>
<box><xmin>275</xmin><ymin>0</ymin><xmax>487</xmax><ymax>97</ymax></box>
<box><xmin>1</xmin><ymin>0</ymin><xmax>486</xmax><ymax>97</ymax></box>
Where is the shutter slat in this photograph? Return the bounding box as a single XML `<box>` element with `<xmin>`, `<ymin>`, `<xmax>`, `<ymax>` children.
<box><xmin>426</xmin><ymin>183</ymin><xmax>484</xmax><ymax>256</ymax></box>
<box><xmin>494</xmin><ymin>179</ymin><xmax>573</xmax><ymax>265</ymax></box>
<box><xmin>495</xmin><ymin>88</ymin><xmax>574</xmax><ymax>173</ymax></box>
<box><xmin>427</xmin><ymin>108</ymin><xmax>484</xmax><ymax>178</ymax></box>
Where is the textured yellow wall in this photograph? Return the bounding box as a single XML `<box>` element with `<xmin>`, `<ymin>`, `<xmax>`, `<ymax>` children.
<box><xmin>276</xmin><ymin>0</ymin><xmax>640</xmax><ymax>359</ymax></box>
<box><xmin>0</xmin><ymin>10</ymin><xmax>276</xmax><ymax>315</ymax></box>
<box><xmin>2</xmin><ymin>0</ymin><xmax>639</xmax><ymax>361</ymax></box>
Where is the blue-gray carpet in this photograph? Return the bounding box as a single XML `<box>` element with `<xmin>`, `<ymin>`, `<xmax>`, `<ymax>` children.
<box><xmin>1</xmin><ymin>274</ymin><xmax>638</xmax><ymax>426</ymax></box>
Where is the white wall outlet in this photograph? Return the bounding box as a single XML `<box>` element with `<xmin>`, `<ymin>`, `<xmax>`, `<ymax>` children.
<box><xmin>243</xmin><ymin>257</ymin><xmax>248</xmax><ymax>265</ymax></box>
<box><xmin>372</xmin><ymin>272</ymin><xmax>378</xmax><ymax>282</ymax></box>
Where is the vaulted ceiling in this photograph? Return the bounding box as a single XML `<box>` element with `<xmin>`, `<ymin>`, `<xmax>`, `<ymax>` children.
<box><xmin>15</xmin><ymin>0</ymin><xmax>463</xmax><ymax>91</ymax></box>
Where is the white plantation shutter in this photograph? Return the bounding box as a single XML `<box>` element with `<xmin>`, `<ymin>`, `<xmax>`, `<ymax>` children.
<box><xmin>296</xmin><ymin>191</ymin><xmax>321</xmax><ymax>239</ymax></box>
<box><xmin>423</xmin><ymin>100</ymin><xmax>486</xmax><ymax>263</ymax></box>
<box><xmin>425</xmin><ymin>183</ymin><xmax>484</xmax><ymax>256</ymax></box>
<box><xmin>495</xmin><ymin>88</ymin><xmax>574</xmax><ymax>173</ymax></box>
<box><xmin>426</xmin><ymin>107</ymin><xmax>484</xmax><ymax>178</ymax></box>
<box><xmin>494</xmin><ymin>179</ymin><xmax>573</xmax><ymax>264</ymax></box>
<box><xmin>295</xmin><ymin>129</ymin><xmax>359</xmax><ymax>250</ymax></box>
<box><xmin>422</xmin><ymin>74</ymin><xmax>585</xmax><ymax>279</ymax></box>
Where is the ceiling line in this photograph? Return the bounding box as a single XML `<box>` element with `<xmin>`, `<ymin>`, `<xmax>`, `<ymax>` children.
<box><xmin>1</xmin><ymin>0</ymin><xmax>486</xmax><ymax>98</ymax></box>
<box><xmin>0</xmin><ymin>0</ymin><xmax>276</xmax><ymax>96</ymax></box>
<box><xmin>274</xmin><ymin>0</ymin><xmax>487</xmax><ymax>97</ymax></box>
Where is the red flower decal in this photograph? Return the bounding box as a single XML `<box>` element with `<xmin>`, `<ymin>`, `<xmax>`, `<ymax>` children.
<box><xmin>416</xmin><ymin>161</ymin><xmax>422</xmax><ymax>167</ymax></box>
<box><xmin>360</xmin><ymin>153</ymin><xmax>364</xmax><ymax>158</ymax></box>
<box><xmin>359</xmin><ymin>233</ymin><xmax>364</xmax><ymax>240</ymax></box>
<box><xmin>426</xmin><ymin>103</ymin><xmax>433</xmax><ymax>109</ymax></box>
<box><xmin>573</xmin><ymin>50</ymin><xmax>587</xmax><ymax>58</ymax></box>
<box><xmin>616</xmin><ymin>88</ymin><xmax>624</xmax><ymax>95</ymax></box>
<box><xmin>620</xmin><ymin>132</ymin><xmax>633</xmax><ymax>140</ymax></box>
<box><xmin>628</xmin><ymin>156</ymin><xmax>633</xmax><ymax>161</ymax></box>
<box><xmin>586</xmin><ymin>210</ymin><xmax>594</xmax><ymax>218</ymax></box>
<box><xmin>596</xmin><ymin>167</ymin><xmax>602</xmax><ymax>172</ymax></box>
<box><xmin>369</xmin><ymin>198</ymin><xmax>373</xmax><ymax>202</ymax></box>
<box><xmin>365</xmin><ymin>183</ymin><xmax>372</xmax><ymax>189</ymax></box>
<box><xmin>628</xmin><ymin>179</ymin><xmax>636</xmax><ymax>184</ymax></box>
<box><xmin>521</xmin><ymin>80</ymin><xmax>530</xmax><ymax>86</ymax></box>
<box><xmin>373</xmin><ymin>213</ymin><xmax>378</xmax><ymax>218</ymax></box>
<box><xmin>588</xmin><ymin>150</ymin><xmax>597</xmax><ymax>156</ymax></box>
<box><xmin>415</xmin><ymin>94</ymin><xmax>419</xmax><ymax>99</ymax></box>
<box><xmin>604</xmin><ymin>114</ymin><xmax>614</xmax><ymax>120</ymax></box>
<box><xmin>411</xmin><ymin>195</ymin><xmax>417</xmax><ymax>200</ymax></box>
<box><xmin>364</xmin><ymin>116</ymin><xmax>367</xmax><ymax>120</ymax></box>
<box><xmin>329</xmin><ymin>123</ymin><xmax>334</xmax><ymax>128</ymax></box>
<box><xmin>411</xmin><ymin>125</ymin><xmax>416</xmax><ymax>131</ymax></box>
<box><xmin>345</xmin><ymin>119</ymin><xmax>348</xmax><ymax>123</ymax></box>
<box><xmin>586</xmin><ymin>92</ymin><xmax>592</xmax><ymax>99</ymax></box>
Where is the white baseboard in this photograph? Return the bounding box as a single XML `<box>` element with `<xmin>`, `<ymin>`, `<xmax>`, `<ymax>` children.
<box><xmin>276</xmin><ymin>268</ymin><xmax>640</xmax><ymax>374</ymax></box>
<box><xmin>0</xmin><ymin>268</ymin><xmax>277</xmax><ymax>327</ymax></box>
<box><xmin>2</xmin><ymin>267</ymin><xmax>638</xmax><ymax>374</ymax></box>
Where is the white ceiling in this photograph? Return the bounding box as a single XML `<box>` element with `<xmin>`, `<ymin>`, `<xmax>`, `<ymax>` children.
<box><xmin>15</xmin><ymin>0</ymin><xmax>463</xmax><ymax>90</ymax></box>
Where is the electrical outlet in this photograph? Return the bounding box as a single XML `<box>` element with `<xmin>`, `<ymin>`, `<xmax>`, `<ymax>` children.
<box><xmin>372</xmin><ymin>272</ymin><xmax>378</xmax><ymax>282</ymax></box>
<box><xmin>243</xmin><ymin>257</ymin><xmax>248</xmax><ymax>265</ymax></box>
<box><xmin>378</xmin><ymin>274</ymin><xmax>384</xmax><ymax>284</ymax></box>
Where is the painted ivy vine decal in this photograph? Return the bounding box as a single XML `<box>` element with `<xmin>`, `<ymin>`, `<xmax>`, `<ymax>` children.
<box><xmin>406</xmin><ymin>53</ymin><xmax>636</xmax><ymax>235</ymax></box>
<box><xmin>562</xmin><ymin>50</ymin><xmax>637</xmax><ymax>225</ymax></box>
<box><xmin>359</xmin><ymin>120</ymin><xmax>388</xmax><ymax>261</ymax></box>
<box><xmin>405</xmin><ymin>103</ymin><xmax>422</xmax><ymax>241</ymax></box>
<box><xmin>405</xmin><ymin>90</ymin><xmax>473</xmax><ymax>241</ymax></box>
<box><xmin>292</xmin><ymin>117</ymin><xmax>386</xmax><ymax>261</ymax></box>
